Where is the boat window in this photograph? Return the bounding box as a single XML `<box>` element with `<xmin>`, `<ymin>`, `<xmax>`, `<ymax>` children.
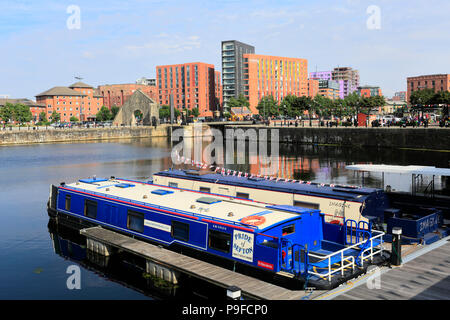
<box><xmin>236</xmin><ymin>192</ymin><xmax>249</xmax><ymax>199</ymax></box>
<box><xmin>84</xmin><ymin>199</ymin><xmax>97</xmax><ymax>219</ymax></box>
<box><xmin>169</xmin><ymin>182</ymin><xmax>178</xmax><ymax>188</ymax></box>
<box><xmin>172</xmin><ymin>221</ymin><xmax>189</xmax><ymax>242</ymax></box>
<box><xmin>127</xmin><ymin>210</ymin><xmax>144</xmax><ymax>233</ymax></box>
<box><xmin>65</xmin><ymin>195</ymin><xmax>71</xmax><ymax>211</ymax></box>
<box><xmin>293</xmin><ymin>200</ymin><xmax>319</xmax><ymax>210</ymax></box>
<box><xmin>219</xmin><ymin>187</ymin><xmax>229</xmax><ymax>191</ymax></box>
<box><xmin>199</xmin><ymin>187</ymin><xmax>211</xmax><ymax>193</ymax></box>
<box><xmin>282</xmin><ymin>224</ymin><xmax>295</xmax><ymax>236</ymax></box>
<box><xmin>208</xmin><ymin>229</ymin><xmax>231</xmax><ymax>253</ymax></box>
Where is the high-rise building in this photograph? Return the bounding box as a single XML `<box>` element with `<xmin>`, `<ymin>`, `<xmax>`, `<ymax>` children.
<box><xmin>156</xmin><ymin>62</ymin><xmax>220</xmax><ymax>117</ymax></box>
<box><xmin>407</xmin><ymin>74</ymin><xmax>450</xmax><ymax>102</ymax></box>
<box><xmin>221</xmin><ymin>40</ymin><xmax>255</xmax><ymax>109</ymax></box>
<box><xmin>243</xmin><ymin>54</ymin><xmax>308</xmax><ymax>114</ymax></box>
<box><xmin>331</xmin><ymin>67</ymin><xmax>360</xmax><ymax>97</ymax></box>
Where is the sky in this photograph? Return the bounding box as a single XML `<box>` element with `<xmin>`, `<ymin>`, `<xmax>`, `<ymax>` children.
<box><xmin>1</xmin><ymin>0</ymin><xmax>449</xmax><ymax>100</ymax></box>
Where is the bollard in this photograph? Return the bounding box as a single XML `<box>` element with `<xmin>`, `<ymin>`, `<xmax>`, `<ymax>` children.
<box><xmin>227</xmin><ymin>286</ymin><xmax>241</xmax><ymax>300</ymax></box>
<box><xmin>391</xmin><ymin>227</ymin><xmax>402</xmax><ymax>266</ymax></box>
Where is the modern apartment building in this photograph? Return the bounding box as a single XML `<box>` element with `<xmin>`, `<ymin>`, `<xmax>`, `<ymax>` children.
<box><xmin>308</xmin><ymin>79</ymin><xmax>319</xmax><ymax>98</ymax></box>
<box><xmin>98</xmin><ymin>84</ymin><xmax>157</xmax><ymax>109</ymax></box>
<box><xmin>318</xmin><ymin>80</ymin><xmax>340</xmax><ymax>100</ymax></box>
<box><xmin>407</xmin><ymin>74</ymin><xmax>450</xmax><ymax>102</ymax></box>
<box><xmin>309</xmin><ymin>71</ymin><xmax>332</xmax><ymax>81</ymax></box>
<box><xmin>357</xmin><ymin>86</ymin><xmax>383</xmax><ymax>98</ymax></box>
<box><xmin>36</xmin><ymin>82</ymin><xmax>104</xmax><ymax>122</ymax></box>
<box><xmin>136</xmin><ymin>77</ymin><xmax>156</xmax><ymax>86</ymax></box>
<box><xmin>392</xmin><ymin>91</ymin><xmax>407</xmax><ymax>102</ymax></box>
<box><xmin>243</xmin><ymin>54</ymin><xmax>308</xmax><ymax>114</ymax></box>
<box><xmin>310</xmin><ymin>70</ymin><xmax>345</xmax><ymax>99</ymax></box>
<box><xmin>221</xmin><ymin>40</ymin><xmax>255</xmax><ymax>109</ymax></box>
<box><xmin>331</xmin><ymin>67</ymin><xmax>360</xmax><ymax>98</ymax></box>
<box><xmin>156</xmin><ymin>62</ymin><xmax>220</xmax><ymax>117</ymax></box>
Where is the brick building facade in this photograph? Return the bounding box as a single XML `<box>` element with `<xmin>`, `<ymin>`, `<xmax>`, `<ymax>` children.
<box><xmin>98</xmin><ymin>84</ymin><xmax>157</xmax><ymax>109</ymax></box>
<box><xmin>36</xmin><ymin>82</ymin><xmax>104</xmax><ymax>122</ymax></box>
<box><xmin>243</xmin><ymin>54</ymin><xmax>308</xmax><ymax>114</ymax></box>
<box><xmin>407</xmin><ymin>74</ymin><xmax>450</xmax><ymax>102</ymax></box>
<box><xmin>156</xmin><ymin>62</ymin><xmax>221</xmax><ymax>117</ymax></box>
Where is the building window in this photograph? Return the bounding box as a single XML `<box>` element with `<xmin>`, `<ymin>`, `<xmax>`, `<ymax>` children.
<box><xmin>65</xmin><ymin>195</ymin><xmax>71</xmax><ymax>211</ymax></box>
<box><xmin>84</xmin><ymin>199</ymin><xmax>98</xmax><ymax>219</ymax></box>
<box><xmin>208</xmin><ymin>229</ymin><xmax>231</xmax><ymax>253</ymax></box>
<box><xmin>127</xmin><ymin>210</ymin><xmax>144</xmax><ymax>233</ymax></box>
<box><xmin>171</xmin><ymin>220</ymin><xmax>189</xmax><ymax>242</ymax></box>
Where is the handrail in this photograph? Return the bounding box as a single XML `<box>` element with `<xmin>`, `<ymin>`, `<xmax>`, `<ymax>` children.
<box><xmin>307</xmin><ymin>230</ymin><xmax>385</xmax><ymax>281</ymax></box>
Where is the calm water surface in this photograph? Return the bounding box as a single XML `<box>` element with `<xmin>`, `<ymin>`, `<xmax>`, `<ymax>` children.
<box><xmin>0</xmin><ymin>137</ymin><xmax>448</xmax><ymax>299</ymax></box>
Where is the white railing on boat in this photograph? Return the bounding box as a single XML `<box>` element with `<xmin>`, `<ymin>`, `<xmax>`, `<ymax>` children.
<box><xmin>307</xmin><ymin>230</ymin><xmax>385</xmax><ymax>282</ymax></box>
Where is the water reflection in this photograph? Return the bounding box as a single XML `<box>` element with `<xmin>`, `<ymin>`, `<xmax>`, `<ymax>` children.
<box><xmin>47</xmin><ymin>218</ymin><xmax>228</xmax><ymax>300</ymax></box>
<box><xmin>0</xmin><ymin>136</ymin><xmax>448</xmax><ymax>299</ymax></box>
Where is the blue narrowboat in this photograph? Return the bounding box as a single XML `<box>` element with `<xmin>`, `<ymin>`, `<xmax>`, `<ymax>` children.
<box><xmin>152</xmin><ymin>169</ymin><xmax>390</xmax><ymax>225</ymax></box>
<box><xmin>151</xmin><ymin>169</ymin><xmax>447</xmax><ymax>244</ymax></box>
<box><xmin>49</xmin><ymin>176</ymin><xmax>386</xmax><ymax>289</ymax></box>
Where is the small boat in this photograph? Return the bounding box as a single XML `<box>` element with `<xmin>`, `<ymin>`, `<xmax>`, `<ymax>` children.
<box><xmin>48</xmin><ymin>176</ymin><xmax>386</xmax><ymax>289</ymax></box>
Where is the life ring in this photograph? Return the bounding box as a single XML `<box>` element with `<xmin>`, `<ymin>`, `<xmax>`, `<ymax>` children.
<box><xmin>241</xmin><ymin>215</ymin><xmax>266</xmax><ymax>226</ymax></box>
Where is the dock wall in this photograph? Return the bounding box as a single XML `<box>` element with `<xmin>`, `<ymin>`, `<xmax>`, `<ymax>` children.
<box><xmin>222</xmin><ymin>126</ymin><xmax>450</xmax><ymax>151</ymax></box>
<box><xmin>0</xmin><ymin>126</ymin><xmax>170</xmax><ymax>145</ymax></box>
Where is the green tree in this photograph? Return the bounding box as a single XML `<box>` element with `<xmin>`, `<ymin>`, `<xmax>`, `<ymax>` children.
<box><xmin>111</xmin><ymin>106</ymin><xmax>120</xmax><ymax>119</ymax></box>
<box><xmin>187</xmin><ymin>107</ymin><xmax>199</xmax><ymax>117</ymax></box>
<box><xmin>256</xmin><ymin>95</ymin><xmax>279</xmax><ymax>118</ymax></box>
<box><xmin>70</xmin><ymin>116</ymin><xmax>79</xmax><ymax>122</ymax></box>
<box><xmin>410</xmin><ymin>88</ymin><xmax>435</xmax><ymax>110</ymax></box>
<box><xmin>0</xmin><ymin>102</ymin><xmax>14</xmax><ymax>123</ymax></box>
<box><xmin>96</xmin><ymin>106</ymin><xmax>112</xmax><ymax>121</ymax></box>
<box><xmin>37</xmin><ymin>112</ymin><xmax>49</xmax><ymax>125</ymax></box>
<box><xmin>343</xmin><ymin>92</ymin><xmax>361</xmax><ymax>116</ymax></box>
<box><xmin>227</xmin><ymin>94</ymin><xmax>249</xmax><ymax>109</ymax></box>
<box><xmin>51</xmin><ymin>112</ymin><xmax>61</xmax><ymax>123</ymax></box>
<box><xmin>159</xmin><ymin>105</ymin><xmax>180</xmax><ymax>119</ymax></box>
<box><xmin>11</xmin><ymin>104</ymin><xmax>32</xmax><ymax>124</ymax></box>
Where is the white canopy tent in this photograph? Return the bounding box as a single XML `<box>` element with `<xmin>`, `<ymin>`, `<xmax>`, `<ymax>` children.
<box><xmin>346</xmin><ymin>164</ymin><xmax>450</xmax><ymax>196</ymax></box>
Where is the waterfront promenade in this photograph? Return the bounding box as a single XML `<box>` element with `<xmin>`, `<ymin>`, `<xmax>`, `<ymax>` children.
<box><xmin>1</xmin><ymin>122</ymin><xmax>449</xmax><ymax>150</ymax></box>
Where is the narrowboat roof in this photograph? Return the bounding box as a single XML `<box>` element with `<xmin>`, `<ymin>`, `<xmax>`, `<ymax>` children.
<box><xmin>153</xmin><ymin>169</ymin><xmax>382</xmax><ymax>202</ymax></box>
<box><xmin>62</xmin><ymin>178</ymin><xmax>319</xmax><ymax>232</ymax></box>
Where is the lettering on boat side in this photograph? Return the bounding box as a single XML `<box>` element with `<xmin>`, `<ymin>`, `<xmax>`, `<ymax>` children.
<box><xmin>144</xmin><ymin>219</ymin><xmax>171</xmax><ymax>232</ymax></box>
<box><xmin>257</xmin><ymin>260</ymin><xmax>274</xmax><ymax>270</ymax></box>
<box><xmin>232</xmin><ymin>230</ymin><xmax>254</xmax><ymax>262</ymax></box>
